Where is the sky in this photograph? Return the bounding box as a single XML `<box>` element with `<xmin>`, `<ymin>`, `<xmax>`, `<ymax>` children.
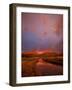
<box><xmin>21</xmin><ymin>13</ymin><xmax>63</xmax><ymax>53</ymax></box>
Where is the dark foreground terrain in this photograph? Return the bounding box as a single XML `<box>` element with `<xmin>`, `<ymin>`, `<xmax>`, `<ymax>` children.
<box><xmin>21</xmin><ymin>51</ymin><xmax>63</xmax><ymax>77</ymax></box>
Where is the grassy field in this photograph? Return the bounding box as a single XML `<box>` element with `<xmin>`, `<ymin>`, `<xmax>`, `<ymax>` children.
<box><xmin>22</xmin><ymin>56</ymin><xmax>63</xmax><ymax>65</ymax></box>
<box><xmin>21</xmin><ymin>52</ymin><xmax>63</xmax><ymax>77</ymax></box>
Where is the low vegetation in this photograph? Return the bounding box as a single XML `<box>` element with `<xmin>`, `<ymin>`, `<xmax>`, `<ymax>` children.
<box><xmin>21</xmin><ymin>52</ymin><xmax>63</xmax><ymax>77</ymax></box>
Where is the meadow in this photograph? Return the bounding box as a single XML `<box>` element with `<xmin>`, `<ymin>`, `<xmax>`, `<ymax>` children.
<box><xmin>21</xmin><ymin>51</ymin><xmax>63</xmax><ymax>77</ymax></box>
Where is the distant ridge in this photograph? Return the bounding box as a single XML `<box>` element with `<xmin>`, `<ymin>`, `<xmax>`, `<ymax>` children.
<box><xmin>22</xmin><ymin>49</ymin><xmax>63</xmax><ymax>57</ymax></box>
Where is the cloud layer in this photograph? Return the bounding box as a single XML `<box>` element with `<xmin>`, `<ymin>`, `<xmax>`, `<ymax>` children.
<box><xmin>22</xmin><ymin>13</ymin><xmax>63</xmax><ymax>52</ymax></box>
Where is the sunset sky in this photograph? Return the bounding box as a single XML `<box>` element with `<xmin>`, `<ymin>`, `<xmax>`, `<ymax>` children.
<box><xmin>21</xmin><ymin>13</ymin><xmax>63</xmax><ymax>53</ymax></box>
